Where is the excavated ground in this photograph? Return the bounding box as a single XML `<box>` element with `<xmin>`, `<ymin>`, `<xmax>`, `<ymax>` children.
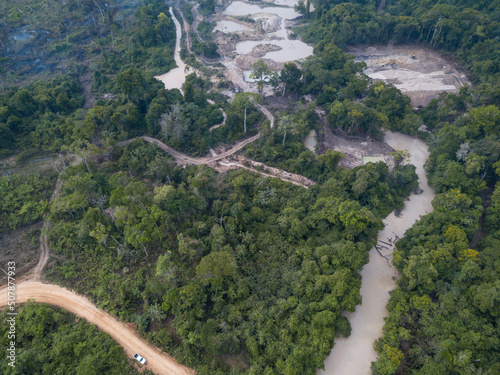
<box><xmin>349</xmin><ymin>45</ymin><xmax>470</xmax><ymax>107</ymax></box>
<box><xmin>209</xmin><ymin>0</ymin><xmax>311</xmax><ymax>95</ymax></box>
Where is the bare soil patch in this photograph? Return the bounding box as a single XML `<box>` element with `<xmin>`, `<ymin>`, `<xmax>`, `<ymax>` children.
<box><xmin>214</xmin><ymin>154</ymin><xmax>316</xmax><ymax>188</ymax></box>
<box><xmin>321</xmin><ymin>124</ymin><xmax>396</xmax><ymax>169</ymax></box>
<box><xmin>312</xmin><ymin>108</ymin><xmax>396</xmax><ymax>169</ymax></box>
<box><xmin>349</xmin><ymin>45</ymin><xmax>470</xmax><ymax>107</ymax></box>
<box><xmin>0</xmin><ymin>223</ymin><xmax>40</xmax><ymax>284</ymax></box>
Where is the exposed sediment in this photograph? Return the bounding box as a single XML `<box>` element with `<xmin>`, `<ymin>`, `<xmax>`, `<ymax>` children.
<box><xmin>349</xmin><ymin>45</ymin><xmax>470</xmax><ymax>107</ymax></box>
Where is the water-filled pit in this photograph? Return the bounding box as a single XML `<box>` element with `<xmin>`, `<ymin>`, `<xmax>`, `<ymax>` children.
<box><xmin>222</xmin><ymin>1</ymin><xmax>314</xmax><ymax>68</ymax></box>
<box><xmin>155</xmin><ymin>8</ymin><xmax>191</xmax><ymax>92</ymax></box>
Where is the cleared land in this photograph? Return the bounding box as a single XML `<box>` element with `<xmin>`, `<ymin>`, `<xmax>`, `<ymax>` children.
<box><xmin>349</xmin><ymin>45</ymin><xmax>470</xmax><ymax>107</ymax></box>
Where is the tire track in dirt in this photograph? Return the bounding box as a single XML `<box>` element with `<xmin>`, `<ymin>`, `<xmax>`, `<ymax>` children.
<box><xmin>117</xmin><ymin>135</ymin><xmax>314</xmax><ymax>187</ymax></box>
<box><xmin>0</xmin><ymin>155</ymin><xmax>196</xmax><ymax>375</ymax></box>
<box><xmin>0</xmin><ymin>6</ymin><xmax>298</xmax><ymax>374</ymax></box>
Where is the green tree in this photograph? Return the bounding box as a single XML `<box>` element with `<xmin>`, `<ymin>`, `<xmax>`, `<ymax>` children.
<box><xmin>281</xmin><ymin>62</ymin><xmax>302</xmax><ymax>95</ymax></box>
<box><xmin>249</xmin><ymin>60</ymin><xmax>271</xmax><ymax>95</ymax></box>
<box><xmin>195</xmin><ymin>251</ymin><xmax>237</xmax><ymax>287</ymax></box>
<box><xmin>160</xmin><ymin>103</ymin><xmax>187</xmax><ymax>143</ymax></box>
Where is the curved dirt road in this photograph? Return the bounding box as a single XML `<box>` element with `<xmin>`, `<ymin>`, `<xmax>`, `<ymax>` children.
<box><xmin>209</xmin><ymin>108</ymin><xmax>227</xmax><ymax>132</ymax></box>
<box><xmin>117</xmin><ymin>134</ymin><xmax>261</xmax><ymax>164</ymax></box>
<box><xmin>0</xmin><ymin>7</ymin><xmax>287</xmax><ymax>375</ymax></box>
<box><xmin>0</xmin><ymin>281</ymin><xmax>194</xmax><ymax>375</ymax></box>
<box><xmin>117</xmin><ymin>135</ymin><xmax>315</xmax><ymax>187</ymax></box>
<box><xmin>0</xmin><ymin>154</ymin><xmax>197</xmax><ymax>375</ymax></box>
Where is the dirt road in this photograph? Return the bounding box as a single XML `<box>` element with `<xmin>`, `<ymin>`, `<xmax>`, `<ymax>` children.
<box><xmin>0</xmin><ymin>7</ymin><xmax>298</xmax><ymax>375</ymax></box>
<box><xmin>0</xmin><ymin>281</ymin><xmax>194</xmax><ymax>375</ymax></box>
<box><xmin>0</xmin><ymin>152</ymin><xmax>198</xmax><ymax>375</ymax></box>
<box><xmin>218</xmin><ymin>155</ymin><xmax>316</xmax><ymax>188</ymax></box>
<box><xmin>117</xmin><ymin>134</ymin><xmax>261</xmax><ymax>164</ymax></box>
<box><xmin>191</xmin><ymin>4</ymin><xmax>205</xmax><ymax>44</ymax></box>
<box><xmin>117</xmin><ymin>135</ymin><xmax>314</xmax><ymax>187</ymax></box>
<box><xmin>209</xmin><ymin>108</ymin><xmax>227</xmax><ymax>131</ymax></box>
<box><xmin>179</xmin><ymin>7</ymin><xmax>192</xmax><ymax>53</ymax></box>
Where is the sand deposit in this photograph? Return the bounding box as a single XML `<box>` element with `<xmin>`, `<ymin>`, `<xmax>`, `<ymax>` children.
<box><xmin>350</xmin><ymin>45</ymin><xmax>469</xmax><ymax>106</ymax></box>
<box><xmin>214</xmin><ymin>20</ymin><xmax>253</xmax><ymax>33</ymax></box>
<box><xmin>304</xmin><ymin>129</ymin><xmax>317</xmax><ymax>152</ymax></box>
<box><xmin>220</xmin><ymin>1</ymin><xmax>313</xmax><ymax>67</ymax></box>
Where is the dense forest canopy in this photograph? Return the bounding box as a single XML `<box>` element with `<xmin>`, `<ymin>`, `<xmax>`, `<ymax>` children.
<box><xmin>0</xmin><ymin>0</ymin><xmax>498</xmax><ymax>374</ymax></box>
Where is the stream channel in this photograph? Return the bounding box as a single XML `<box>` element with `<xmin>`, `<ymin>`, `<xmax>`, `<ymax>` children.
<box><xmin>155</xmin><ymin>8</ymin><xmax>190</xmax><ymax>92</ymax></box>
<box><xmin>154</xmin><ymin>3</ymin><xmax>435</xmax><ymax>373</ymax></box>
<box><xmin>319</xmin><ymin>131</ymin><xmax>435</xmax><ymax>374</ymax></box>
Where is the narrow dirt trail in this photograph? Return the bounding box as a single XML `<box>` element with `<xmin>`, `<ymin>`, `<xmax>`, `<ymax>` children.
<box><xmin>191</xmin><ymin>5</ymin><xmax>207</xmax><ymax>45</ymax></box>
<box><xmin>209</xmin><ymin>109</ymin><xmax>227</xmax><ymax>131</ymax></box>
<box><xmin>0</xmin><ymin>155</ymin><xmax>197</xmax><ymax>375</ymax></box>
<box><xmin>0</xmin><ymin>6</ymin><xmax>300</xmax><ymax>375</ymax></box>
<box><xmin>29</xmin><ymin>156</ymin><xmax>81</xmax><ymax>281</ymax></box>
<box><xmin>178</xmin><ymin>7</ymin><xmax>192</xmax><ymax>53</ymax></box>
<box><xmin>254</xmin><ymin>101</ymin><xmax>274</xmax><ymax>128</ymax></box>
<box><xmin>206</xmin><ymin>100</ymin><xmax>227</xmax><ymax>132</ymax></box>
<box><xmin>0</xmin><ymin>282</ymin><xmax>194</xmax><ymax>375</ymax></box>
<box><xmin>31</xmin><ymin>176</ymin><xmax>63</xmax><ymax>281</ymax></box>
<box><xmin>219</xmin><ymin>156</ymin><xmax>316</xmax><ymax>188</ymax></box>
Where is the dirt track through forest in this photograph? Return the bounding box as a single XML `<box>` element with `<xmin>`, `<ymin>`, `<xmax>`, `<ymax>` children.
<box><xmin>0</xmin><ymin>152</ymin><xmax>198</xmax><ymax>375</ymax></box>
<box><xmin>1</xmin><ymin>98</ymin><xmax>302</xmax><ymax>375</ymax></box>
<box><xmin>0</xmin><ymin>282</ymin><xmax>194</xmax><ymax>375</ymax></box>
<box><xmin>117</xmin><ymin>134</ymin><xmax>260</xmax><ymax>164</ymax></box>
<box><xmin>0</xmin><ymin>131</ymin><xmax>310</xmax><ymax>374</ymax></box>
<box><xmin>117</xmin><ymin>135</ymin><xmax>314</xmax><ymax>187</ymax></box>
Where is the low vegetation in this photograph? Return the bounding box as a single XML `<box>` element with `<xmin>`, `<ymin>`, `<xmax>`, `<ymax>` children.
<box><xmin>0</xmin><ymin>170</ymin><xmax>57</xmax><ymax>232</ymax></box>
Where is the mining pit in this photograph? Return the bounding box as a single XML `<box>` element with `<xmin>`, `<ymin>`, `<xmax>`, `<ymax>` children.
<box><xmin>349</xmin><ymin>45</ymin><xmax>470</xmax><ymax>107</ymax></box>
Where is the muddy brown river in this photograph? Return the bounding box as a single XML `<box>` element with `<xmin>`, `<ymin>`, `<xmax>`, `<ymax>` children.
<box><xmin>319</xmin><ymin>131</ymin><xmax>435</xmax><ymax>374</ymax></box>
